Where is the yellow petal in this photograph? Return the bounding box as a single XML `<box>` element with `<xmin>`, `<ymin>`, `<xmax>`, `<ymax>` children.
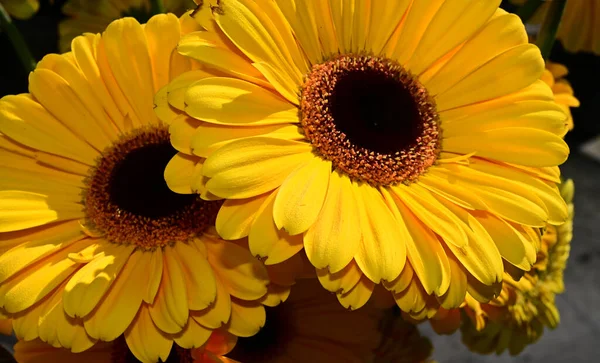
<box><xmin>393</xmin><ymin>278</ymin><xmax>428</xmax><ymax>313</ymax></box>
<box><xmin>273</xmin><ymin>157</ymin><xmax>330</xmax><ymax>235</ymax></box>
<box><xmin>125</xmin><ymin>306</ymin><xmax>173</xmax><ymax>363</ymax></box>
<box><xmin>317</xmin><ymin>260</ymin><xmax>362</xmax><ymax>294</ymax></box>
<box><xmin>247</xmin><ymin>191</ymin><xmax>304</xmax><ymax>265</ymax></box>
<box><xmin>305</xmin><ymin>171</ymin><xmax>361</xmax><ymax>273</ymax></box>
<box><xmin>436</xmin><ymin>199</ymin><xmax>504</xmax><ymax>286</ymax></box>
<box><xmin>436</xmin><ymin>45</ymin><xmax>544</xmax><ymax>110</ymax></box>
<box><xmin>366</xmin><ymin>0</ymin><xmax>411</xmax><ymax>55</ymax></box>
<box><xmin>383</xmin><ymin>262</ymin><xmax>414</xmax><ymax>294</ymax></box>
<box><xmin>185</xmin><ymin>77</ymin><xmax>298</xmax><ymax>126</ymax></box>
<box><xmin>226</xmin><ymin>300</ymin><xmax>265</xmax><ymax>338</ymax></box>
<box><xmin>424</xmin><ymin>12</ymin><xmax>527</xmax><ymax>96</ymax></box>
<box><xmin>354</xmin><ymin>183</ymin><xmax>406</xmax><ymax>283</ymax></box>
<box><xmin>148</xmin><ymin>246</ymin><xmax>189</xmax><ymax>334</ymax></box>
<box><xmin>164</xmin><ymin>153</ymin><xmax>199</xmax><ymax>194</ymax></box>
<box><xmin>175</xmin><ymin>241</ymin><xmax>218</xmax><ymax>311</ymax></box>
<box><xmin>0</xmin><ymin>220</ymin><xmax>84</xmax><ymax>283</ymax></box>
<box><xmin>101</xmin><ymin>17</ymin><xmax>157</xmax><ymax>126</ymax></box>
<box><xmin>2</xmin><ymin>239</ymin><xmax>92</xmax><ymax>313</ymax></box>
<box><xmin>391</xmin><ymin>184</ymin><xmax>468</xmax><ymax>248</ymax></box>
<box><xmin>205</xmin><ymin>238</ymin><xmax>269</xmax><ymax>301</ymax></box>
<box><xmin>408</xmin><ymin>0</ymin><xmax>500</xmax><ymax>75</ymax></box>
<box><xmin>144</xmin><ymin>14</ymin><xmax>182</xmax><ymax>93</ymax></box>
<box><xmin>437</xmin><ymin>252</ymin><xmax>467</xmax><ymax>309</ymax></box>
<box><xmin>384</xmin><ymin>189</ymin><xmax>451</xmax><ymax>296</ymax></box>
<box><xmin>468</xmin><ymin>158</ymin><xmax>568</xmax><ymax>224</ymax></box>
<box><xmin>173</xmin><ymin>318</ymin><xmax>212</xmax><ymax>349</ymax></box>
<box><xmin>419</xmin><ymin>171</ymin><xmax>487</xmax><ymax>210</ymax></box>
<box><xmin>63</xmin><ymin>243</ymin><xmax>136</xmax><ymax>318</ymax></box>
<box><xmin>192</xmin><ymin>274</ymin><xmax>232</xmax><ymax>329</ymax></box>
<box><xmin>190</xmin><ymin>122</ymin><xmax>304</xmax><ymax>158</ymax></box>
<box><xmin>475</xmin><ymin>213</ymin><xmax>536</xmax><ymax>271</ymax></box>
<box><xmin>0</xmin><ymin>95</ymin><xmax>97</xmax><ymax>164</ymax></box>
<box><xmin>212</xmin><ymin>0</ymin><xmax>305</xmax><ymax>89</ymax></box>
<box><xmin>216</xmin><ymin>193</ymin><xmax>269</xmax><ymax>240</ymax></box>
<box><xmin>178</xmin><ymin>31</ymin><xmax>270</xmax><ymax>88</ymax></box>
<box><xmin>144</xmin><ymin>249</ymin><xmax>163</xmax><ymax>304</ymax></box>
<box><xmin>337</xmin><ymin>275</ymin><xmax>375</xmax><ymax>310</ymax></box>
<box><xmin>442</xmin><ymin>100</ymin><xmax>568</xmax><ymax>137</ymax></box>
<box><xmin>432</xmin><ymin>164</ymin><xmax>550</xmax><ymax>227</ymax></box>
<box><xmin>442</xmin><ymin>128</ymin><xmax>569</xmax><ymax>167</ymax></box>
<box><xmin>203</xmin><ymin>137</ymin><xmax>313</xmax><ymax>199</ymax></box>
<box><xmin>83</xmin><ymin>250</ymin><xmax>147</xmax><ymax>341</ymax></box>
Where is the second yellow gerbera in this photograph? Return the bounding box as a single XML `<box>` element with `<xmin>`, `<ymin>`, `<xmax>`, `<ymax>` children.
<box><xmin>162</xmin><ymin>0</ymin><xmax>569</xmax><ymax>313</ymax></box>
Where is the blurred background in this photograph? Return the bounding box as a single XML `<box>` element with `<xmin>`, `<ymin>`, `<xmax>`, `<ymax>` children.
<box><xmin>1</xmin><ymin>0</ymin><xmax>599</xmax><ymax>361</ymax></box>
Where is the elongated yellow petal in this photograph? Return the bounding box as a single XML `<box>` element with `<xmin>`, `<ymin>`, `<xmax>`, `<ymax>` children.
<box><xmin>305</xmin><ymin>171</ymin><xmax>361</xmax><ymax>273</ymax></box>
<box><xmin>408</xmin><ymin>0</ymin><xmax>499</xmax><ymax>75</ymax></box>
<box><xmin>248</xmin><ymin>190</ymin><xmax>304</xmax><ymax>265</ymax></box>
<box><xmin>216</xmin><ymin>193</ymin><xmax>269</xmax><ymax>240</ymax></box>
<box><xmin>185</xmin><ymin>77</ymin><xmax>298</xmax><ymax>126</ymax></box>
<box><xmin>175</xmin><ymin>241</ymin><xmax>217</xmax><ymax>311</ymax></box>
<box><xmin>354</xmin><ymin>183</ymin><xmax>406</xmax><ymax>283</ymax></box>
<box><xmin>205</xmin><ymin>239</ymin><xmax>269</xmax><ymax>301</ymax></box>
<box><xmin>125</xmin><ymin>306</ymin><xmax>173</xmax><ymax>363</ymax></box>
<box><xmin>192</xmin><ymin>274</ymin><xmax>231</xmax><ymax>329</ymax></box>
<box><xmin>316</xmin><ymin>260</ymin><xmax>362</xmax><ymax>294</ymax></box>
<box><xmin>384</xmin><ymin>189</ymin><xmax>451</xmax><ymax>296</ymax></box>
<box><xmin>148</xmin><ymin>247</ymin><xmax>189</xmax><ymax>334</ymax></box>
<box><xmin>442</xmin><ymin>128</ymin><xmax>569</xmax><ymax>167</ymax></box>
<box><xmin>83</xmin><ymin>250</ymin><xmax>147</xmax><ymax>341</ymax></box>
<box><xmin>203</xmin><ymin>137</ymin><xmax>313</xmax><ymax>199</ymax></box>
<box><xmin>226</xmin><ymin>300</ymin><xmax>265</xmax><ymax>338</ymax></box>
<box><xmin>437</xmin><ymin>252</ymin><xmax>467</xmax><ymax>309</ymax></box>
<box><xmin>63</xmin><ymin>243</ymin><xmax>136</xmax><ymax>318</ymax></box>
<box><xmin>173</xmin><ymin>318</ymin><xmax>212</xmax><ymax>349</ymax></box>
<box><xmin>337</xmin><ymin>275</ymin><xmax>375</xmax><ymax>310</ymax></box>
<box><xmin>273</xmin><ymin>157</ymin><xmax>330</xmax><ymax>235</ymax></box>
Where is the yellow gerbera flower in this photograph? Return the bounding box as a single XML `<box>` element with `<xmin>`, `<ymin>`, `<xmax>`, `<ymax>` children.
<box><xmin>0</xmin><ymin>14</ymin><xmax>277</xmax><ymax>363</ymax></box>
<box><xmin>542</xmin><ymin>62</ymin><xmax>579</xmax><ymax>133</ymax></box>
<box><xmin>457</xmin><ymin>179</ymin><xmax>574</xmax><ymax>355</ymax></box>
<box><xmin>0</xmin><ymin>0</ymin><xmax>38</xmax><ymax>20</ymax></box>
<box><xmin>163</xmin><ymin>0</ymin><xmax>570</xmax><ymax>314</ymax></box>
<box><xmin>511</xmin><ymin>0</ymin><xmax>600</xmax><ymax>55</ymax></box>
<box><xmin>59</xmin><ymin>0</ymin><xmax>194</xmax><ymax>52</ymax></box>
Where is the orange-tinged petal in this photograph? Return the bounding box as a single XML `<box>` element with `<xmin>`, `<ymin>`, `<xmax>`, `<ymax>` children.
<box><xmin>226</xmin><ymin>300</ymin><xmax>265</xmax><ymax>338</ymax></box>
<box><xmin>206</xmin><ymin>238</ymin><xmax>269</xmax><ymax>301</ymax></box>
<box><xmin>125</xmin><ymin>306</ymin><xmax>173</xmax><ymax>363</ymax></box>
<box><xmin>173</xmin><ymin>318</ymin><xmax>212</xmax><ymax>349</ymax></box>
<box><xmin>216</xmin><ymin>193</ymin><xmax>269</xmax><ymax>240</ymax></box>
<box><xmin>337</xmin><ymin>274</ymin><xmax>375</xmax><ymax>310</ymax></box>
<box><xmin>192</xmin><ymin>274</ymin><xmax>232</xmax><ymax>329</ymax></box>
<box><xmin>175</xmin><ymin>241</ymin><xmax>218</xmax><ymax>311</ymax></box>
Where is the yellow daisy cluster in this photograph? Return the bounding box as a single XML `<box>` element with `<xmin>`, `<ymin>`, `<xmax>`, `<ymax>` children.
<box><xmin>0</xmin><ymin>0</ymin><xmax>579</xmax><ymax>361</ymax></box>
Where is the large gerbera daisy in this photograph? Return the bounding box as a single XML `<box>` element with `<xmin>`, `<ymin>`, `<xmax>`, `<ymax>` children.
<box><xmin>163</xmin><ymin>0</ymin><xmax>569</xmax><ymax>313</ymax></box>
<box><xmin>59</xmin><ymin>0</ymin><xmax>194</xmax><ymax>52</ymax></box>
<box><xmin>0</xmin><ymin>13</ymin><xmax>276</xmax><ymax>363</ymax></box>
<box><xmin>0</xmin><ymin>0</ymin><xmax>38</xmax><ymax>20</ymax></box>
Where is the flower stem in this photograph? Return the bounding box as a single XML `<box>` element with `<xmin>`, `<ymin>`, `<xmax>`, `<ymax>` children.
<box><xmin>536</xmin><ymin>0</ymin><xmax>566</xmax><ymax>60</ymax></box>
<box><xmin>150</xmin><ymin>0</ymin><xmax>166</xmax><ymax>15</ymax></box>
<box><xmin>516</xmin><ymin>0</ymin><xmax>544</xmax><ymax>23</ymax></box>
<box><xmin>0</xmin><ymin>4</ymin><xmax>36</xmax><ymax>73</ymax></box>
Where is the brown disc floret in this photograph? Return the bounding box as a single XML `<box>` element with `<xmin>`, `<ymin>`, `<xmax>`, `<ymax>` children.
<box><xmin>300</xmin><ymin>55</ymin><xmax>441</xmax><ymax>186</ymax></box>
<box><xmin>84</xmin><ymin>126</ymin><xmax>220</xmax><ymax>250</ymax></box>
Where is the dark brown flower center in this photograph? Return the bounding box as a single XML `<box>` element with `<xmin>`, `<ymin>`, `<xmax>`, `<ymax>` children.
<box><xmin>84</xmin><ymin>126</ymin><xmax>220</xmax><ymax>250</ymax></box>
<box><xmin>227</xmin><ymin>305</ymin><xmax>291</xmax><ymax>362</ymax></box>
<box><xmin>301</xmin><ymin>55</ymin><xmax>441</xmax><ymax>186</ymax></box>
